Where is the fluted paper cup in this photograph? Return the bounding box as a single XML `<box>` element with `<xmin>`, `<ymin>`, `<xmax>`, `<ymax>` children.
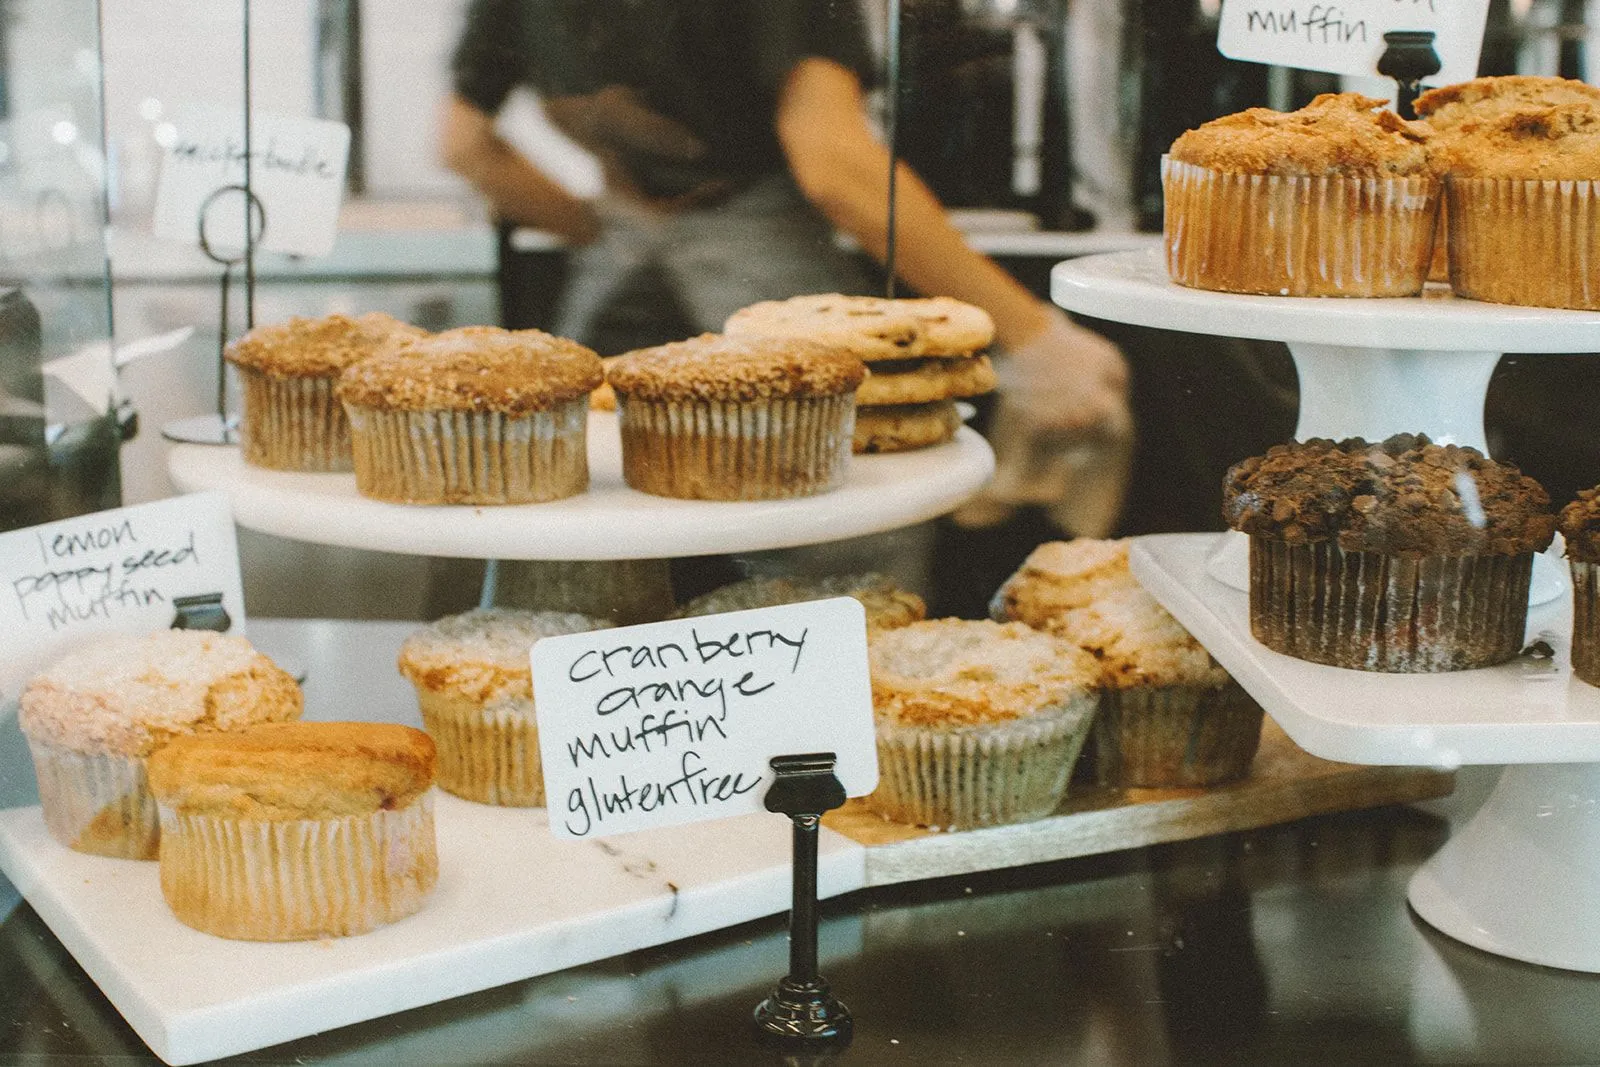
<box><xmin>346</xmin><ymin>399</ymin><xmax>588</xmax><ymax>504</ymax></box>
<box><xmin>1163</xmin><ymin>157</ymin><xmax>1439</xmax><ymax>297</ymax></box>
<box><xmin>238</xmin><ymin>368</ymin><xmax>351</xmax><ymax>472</ymax></box>
<box><xmin>157</xmin><ymin>795</ymin><xmax>437</xmax><ymax>941</ymax></box>
<box><xmin>27</xmin><ymin>741</ymin><xmax>158</xmax><ymax>859</ymax></box>
<box><xmin>1448</xmin><ymin>176</ymin><xmax>1600</xmax><ymax>309</ymax></box>
<box><xmin>865</xmin><ymin>695</ymin><xmax>1095</xmax><ymax>831</ymax></box>
<box><xmin>1090</xmin><ymin>681</ymin><xmax>1264</xmax><ymax>788</ymax></box>
<box><xmin>1571</xmin><ymin>561</ymin><xmax>1600</xmax><ymax>687</ymax></box>
<box><xmin>416</xmin><ymin>689</ymin><xmax>544</xmax><ymax>806</ymax></box>
<box><xmin>617</xmin><ymin>393</ymin><xmax>854</xmax><ymax>500</ymax></box>
<box><xmin>1248</xmin><ymin>538</ymin><xmax>1532</xmax><ymax>672</ymax></box>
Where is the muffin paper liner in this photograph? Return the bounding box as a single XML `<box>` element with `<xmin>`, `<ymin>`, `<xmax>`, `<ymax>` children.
<box><xmin>346</xmin><ymin>399</ymin><xmax>588</xmax><ymax>504</ymax></box>
<box><xmin>865</xmin><ymin>695</ymin><xmax>1095</xmax><ymax>831</ymax></box>
<box><xmin>1163</xmin><ymin>158</ymin><xmax>1438</xmax><ymax>297</ymax></box>
<box><xmin>1448</xmin><ymin>176</ymin><xmax>1600</xmax><ymax>309</ymax></box>
<box><xmin>157</xmin><ymin>795</ymin><xmax>438</xmax><ymax>941</ymax></box>
<box><xmin>239</xmin><ymin>369</ymin><xmax>351</xmax><ymax>472</ymax></box>
<box><xmin>617</xmin><ymin>394</ymin><xmax>854</xmax><ymax>500</ymax></box>
<box><xmin>416</xmin><ymin>689</ymin><xmax>544</xmax><ymax>806</ymax></box>
<box><xmin>1248</xmin><ymin>538</ymin><xmax>1532</xmax><ymax>672</ymax></box>
<box><xmin>1571</xmin><ymin>561</ymin><xmax>1600</xmax><ymax>687</ymax></box>
<box><xmin>1091</xmin><ymin>681</ymin><xmax>1264</xmax><ymax>788</ymax></box>
<box><xmin>27</xmin><ymin>741</ymin><xmax>158</xmax><ymax>859</ymax></box>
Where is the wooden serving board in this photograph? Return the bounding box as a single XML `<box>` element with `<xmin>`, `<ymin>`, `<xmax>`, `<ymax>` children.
<box><xmin>824</xmin><ymin>718</ymin><xmax>1454</xmax><ymax>887</ymax></box>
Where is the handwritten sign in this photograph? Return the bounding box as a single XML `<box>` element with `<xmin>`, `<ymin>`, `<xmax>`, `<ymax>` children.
<box><xmin>1217</xmin><ymin>0</ymin><xmax>1490</xmax><ymax>86</ymax></box>
<box><xmin>0</xmin><ymin>492</ymin><xmax>245</xmax><ymax>701</ymax></box>
<box><xmin>531</xmin><ymin>598</ymin><xmax>877</xmax><ymax>840</ymax></box>
<box><xmin>152</xmin><ymin>105</ymin><xmax>350</xmax><ymax>258</ymax></box>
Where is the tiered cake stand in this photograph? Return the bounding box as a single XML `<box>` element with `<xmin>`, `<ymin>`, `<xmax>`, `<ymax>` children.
<box><xmin>1053</xmin><ymin>247</ymin><xmax>1600</xmax><ymax>972</ymax></box>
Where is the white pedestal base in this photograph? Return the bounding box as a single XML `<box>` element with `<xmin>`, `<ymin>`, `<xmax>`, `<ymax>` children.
<box><xmin>1409</xmin><ymin>763</ymin><xmax>1600</xmax><ymax>972</ymax></box>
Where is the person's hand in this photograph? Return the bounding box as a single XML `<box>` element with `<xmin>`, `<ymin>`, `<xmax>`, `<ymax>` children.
<box><xmin>994</xmin><ymin>305</ymin><xmax>1130</xmax><ymax>435</ymax></box>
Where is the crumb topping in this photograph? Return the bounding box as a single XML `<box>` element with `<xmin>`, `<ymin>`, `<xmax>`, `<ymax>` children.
<box><xmin>224</xmin><ymin>312</ymin><xmax>426</xmax><ymax>378</ymax></box>
<box><xmin>18</xmin><ymin>631</ymin><xmax>302</xmax><ymax>756</ymax></box>
<box><xmin>1430</xmin><ymin>103</ymin><xmax>1600</xmax><ymax>179</ymax></box>
<box><xmin>868</xmin><ymin>619</ymin><xmax>1098</xmax><ymax>727</ymax></box>
<box><xmin>1223</xmin><ymin>433</ymin><xmax>1555</xmax><ymax>555</ymax></box>
<box><xmin>675</xmin><ymin>573</ymin><xmax>926</xmax><ymax>629</ymax></box>
<box><xmin>1561</xmin><ymin>486</ymin><xmax>1600</xmax><ymax>563</ymax></box>
<box><xmin>606</xmin><ymin>333</ymin><xmax>866</xmax><ymax>402</ymax></box>
<box><xmin>397</xmin><ymin>608</ymin><xmax>613</xmax><ymax>703</ymax></box>
<box><xmin>1417</xmin><ymin>75</ymin><xmax>1600</xmax><ymax>130</ymax></box>
<box><xmin>336</xmin><ymin>326</ymin><xmax>603</xmax><ymax>414</ymax></box>
<box><xmin>1169</xmin><ymin>93</ymin><xmax>1432</xmax><ymax>176</ymax></box>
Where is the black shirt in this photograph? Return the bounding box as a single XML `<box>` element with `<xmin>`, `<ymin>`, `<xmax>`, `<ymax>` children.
<box><xmin>452</xmin><ymin>0</ymin><xmax>875</xmax><ymax>198</ymax></box>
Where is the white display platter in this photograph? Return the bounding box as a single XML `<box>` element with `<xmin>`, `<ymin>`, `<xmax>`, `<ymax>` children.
<box><xmin>1129</xmin><ymin>533</ymin><xmax>1600</xmax><ymax>768</ymax></box>
<box><xmin>167</xmin><ymin>413</ymin><xmax>995</xmax><ymax>560</ymax></box>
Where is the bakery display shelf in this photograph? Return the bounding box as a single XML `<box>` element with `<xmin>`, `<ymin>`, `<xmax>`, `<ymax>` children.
<box><xmin>0</xmin><ymin>618</ymin><xmax>1450</xmax><ymax>1063</ymax></box>
<box><xmin>166</xmin><ymin>411</ymin><xmax>995</xmax><ymax>561</ymax></box>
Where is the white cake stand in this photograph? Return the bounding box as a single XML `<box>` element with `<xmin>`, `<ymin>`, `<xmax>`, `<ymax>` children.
<box><xmin>1054</xmin><ymin>248</ymin><xmax>1600</xmax><ymax>973</ymax></box>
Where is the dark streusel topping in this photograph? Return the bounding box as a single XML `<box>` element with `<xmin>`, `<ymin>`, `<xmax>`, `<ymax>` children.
<box><xmin>1560</xmin><ymin>487</ymin><xmax>1600</xmax><ymax>563</ymax></box>
<box><xmin>1223</xmin><ymin>434</ymin><xmax>1555</xmax><ymax>555</ymax></box>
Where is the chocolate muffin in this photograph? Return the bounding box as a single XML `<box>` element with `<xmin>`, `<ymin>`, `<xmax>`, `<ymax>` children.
<box><xmin>1560</xmin><ymin>488</ymin><xmax>1600</xmax><ymax>686</ymax></box>
<box><xmin>1223</xmin><ymin>434</ymin><xmax>1555</xmax><ymax>671</ymax></box>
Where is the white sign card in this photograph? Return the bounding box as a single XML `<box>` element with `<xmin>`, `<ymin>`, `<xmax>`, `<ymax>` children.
<box><xmin>153</xmin><ymin>105</ymin><xmax>350</xmax><ymax>258</ymax></box>
<box><xmin>1217</xmin><ymin>0</ymin><xmax>1491</xmax><ymax>86</ymax></box>
<box><xmin>531</xmin><ymin>598</ymin><xmax>877</xmax><ymax>840</ymax></box>
<box><xmin>0</xmin><ymin>492</ymin><xmax>246</xmax><ymax>701</ymax></box>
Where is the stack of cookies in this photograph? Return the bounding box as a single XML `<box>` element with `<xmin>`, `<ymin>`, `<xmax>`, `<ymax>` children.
<box><xmin>724</xmin><ymin>294</ymin><xmax>996</xmax><ymax>453</ymax></box>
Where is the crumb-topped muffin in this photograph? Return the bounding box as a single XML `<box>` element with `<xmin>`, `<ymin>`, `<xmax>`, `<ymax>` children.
<box><xmin>19</xmin><ymin>631</ymin><xmax>303</xmax><ymax>858</ymax></box>
<box><xmin>225</xmin><ymin>312</ymin><xmax>425</xmax><ymax>472</ymax></box>
<box><xmin>674</xmin><ymin>573</ymin><xmax>926</xmax><ymax>630</ymax></box>
<box><xmin>1164</xmin><ymin>93</ymin><xmax>1438</xmax><ymax>297</ymax></box>
<box><xmin>1224</xmin><ymin>434</ymin><xmax>1555</xmax><ymax>671</ymax></box>
<box><xmin>607</xmin><ymin>332</ymin><xmax>865</xmax><ymax>500</ymax></box>
<box><xmin>149</xmin><ymin>722</ymin><xmax>438</xmax><ymax>940</ymax></box>
<box><xmin>995</xmin><ymin>540</ymin><xmax>1263</xmax><ymax>787</ymax></box>
<box><xmin>865</xmin><ymin>619</ymin><xmax>1098</xmax><ymax>829</ymax></box>
<box><xmin>1560</xmin><ymin>487</ymin><xmax>1600</xmax><ymax>686</ymax></box>
<box><xmin>397</xmin><ymin>608</ymin><xmax>614</xmax><ymax>806</ymax></box>
<box><xmin>338</xmin><ymin>325</ymin><xmax>602</xmax><ymax>504</ymax></box>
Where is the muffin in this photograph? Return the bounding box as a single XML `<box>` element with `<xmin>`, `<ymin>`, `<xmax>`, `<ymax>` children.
<box><xmin>674</xmin><ymin>572</ymin><xmax>926</xmax><ymax>630</ymax></box>
<box><xmin>995</xmin><ymin>540</ymin><xmax>1263</xmax><ymax>787</ymax></box>
<box><xmin>1164</xmin><ymin>93</ymin><xmax>1439</xmax><ymax>297</ymax></box>
<box><xmin>1428</xmin><ymin>101</ymin><xmax>1600</xmax><ymax>309</ymax></box>
<box><xmin>606</xmin><ymin>333</ymin><xmax>865</xmax><ymax>500</ymax></box>
<box><xmin>865</xmin><ymin>619</ymin><xmax>1099</xmax><ymax>830</ymax></box>
<box><xmin>225</xmin><ymin>312</ymin><xmax>426</xmax><ymax>471</ymax></box>
<box><xmin>18</xmin><ymin>631</ymin><xmax>303</xmax><ymax>858</ymax></box>
<box><xmin>1223</xmin><ymin>434</ymin><xmax>1555</xmax><ymax>671</ymax></box>
<box><xmin>337</xmin><ymin>325</ymin><xmax>603</xmax><ymax>504</ymax></box>
<box><xmin>149</xmin><ymin>722</ymin><xmax>437</xmax><ymax>941</ymax></box>
<box><xmin>1560</xmin><ymin>487</ymin><xmax>1600</xmax><ymax>686</ymax></box>
<box><xmin>397</xmin><ymin>608</ymin><xmax>614</xmax><ymax>806</ymax></box>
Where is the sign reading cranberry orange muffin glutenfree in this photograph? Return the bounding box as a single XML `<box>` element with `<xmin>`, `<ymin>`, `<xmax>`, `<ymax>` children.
<box><xmin>1216</xmin><ymin>0</ymin><xmax>1488</xmax><ymax>85</ymax></box>
<box><xmin>530</xmin><ymin>599</ymin><xmax>876</xmax><ymax>839</ymax></box>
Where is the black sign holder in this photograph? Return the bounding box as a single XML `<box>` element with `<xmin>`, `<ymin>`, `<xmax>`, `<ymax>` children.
<box><xmin>752</xmin><ymin>752</ymin><xmax>852</xmax><ymax>1050</ymax></box>
<box><xmin>1378</xmin><ymin>31</ymin><xmax>1442</xmax><ymax>120</ymax></box>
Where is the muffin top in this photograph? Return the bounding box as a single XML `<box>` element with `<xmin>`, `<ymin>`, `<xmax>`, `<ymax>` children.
<box><xmin>336</xmin><ymin>326</ymin><xmax>603</xmax><ymax>414</ymax></box>
<box><xmin>19</xmin><ymin>630</ymin><xmax>302</xmax><ymax>757</ymax></box>
<box><xmin>868</xmin><ymin>619</ymin><xmax>1098</xmax><ymax>727</ymax></box>
<box><xmin>224</xmin><ymin>312</ymin><xmax>426</xmax><ymax>378</ymax></box>
<box><xmin>1222</xmin><ymin>433</ymin><xmax>1556</xmax><ymax>555</ymax></box>
<box><xmin>993</xmin><ymin>540</ymin><xmax>1229</xmax><ymax>689</ymax></box>
<box><xmin>674</xmin><ymin>573</ymin><xmax>926</xmax><ymax>630</ymax></box>
<box><xmin>606</xmin><ymin>333</ymin><xmax>867</xmax><ymax>403</ymax></box>
<box><xmin>148</xmin><ymin>721</ymin><xmax>435</xmax><ymax>820</ymax></box>
<box><xmin>1429</xmin><ymin>103</ymin><xmax>1600</xmax><ymax>180</ymax></box>
<box><xmin>397</xmin><ymin>607</ymin><xmax>614</xmax><ymax>704</ymax></box>
<box><xmin>1416</xmin><ymin>75</ymin><xmax>1600</xmax><ymax>131</ymax></box>
<box><xmin>1560</xmin><ymin>487</ymin><xmax>1600</xmax><ymax>563</ymax></box>
<box><xmin>1169</xmin><ymin>93</ymin><xmax>1431</xmax><ymax>177</ymax></box>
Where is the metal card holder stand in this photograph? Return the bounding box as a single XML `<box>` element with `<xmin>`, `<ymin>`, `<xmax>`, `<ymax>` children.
<box><xmin>1378</xmin><ymin>30</ymin><xmax>1443</xmax><ymax>119</ymax></box>
<box><xmin>752</xmin><ymin>752</ymin><xmax>852</xmax><ymax>1051</ymax></box>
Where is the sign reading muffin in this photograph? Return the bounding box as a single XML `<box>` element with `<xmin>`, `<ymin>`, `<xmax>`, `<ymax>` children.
<box><xmin>1216</xmin><ymin>0</ymin><xmax>1488</xmax><ymax>85</ymax></box>
<box><xmin>531</xmin><ymin>598</ymin><xmax>876</xmax><ymax>839</ymax></box>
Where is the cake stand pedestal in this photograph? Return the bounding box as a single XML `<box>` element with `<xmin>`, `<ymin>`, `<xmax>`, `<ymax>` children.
<box><xmin>1054</xmin><ymin>249</ymin><xmax>1600</xmax><ymax>973</ymax></box>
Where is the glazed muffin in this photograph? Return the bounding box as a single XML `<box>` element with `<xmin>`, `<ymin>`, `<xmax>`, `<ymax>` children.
<box><xmin>1223</xmin><ymin>434</ymin><xmax>1555</xmax><ymax>671</ymax></box>
<box><xmin>1165</xmin><ymin>93</ymin><xmax>1439</xmax><ymax>297</ymax></box>
<box><xmin>18</xmin><ymin>631</ymin><xmax>302</xmax><ymax>858</ymax></box>
<box><xmin>1560</xmin><ymin>488</ymin><xmax>1600</xmax><ymax>686</ymax></box>
<box><xmin>866</xmin><ymin>619</ymin><xmax>1098</xmax><ymax>830</ymax></box>
<box><xmin>397</xmin><ymin>608</ymin><xmax>613</xmax><ymax>806</ymax></box>
<box><xmin>149</xmin><ymin>722</ymin><xmax>437</xmax><ymax>941</ymax></box>
<box><xmin>995</xmin><ymin>540</ymin><xmax>1263</xmax><ymax>787</ymax></box>
<box><xmin>338</xmin><ymin>326</ymin><xmax>603</xmax><ymax>504</ymax></box>
<box><xmin>606</xmin><ymin>333</ymin><xmax>865</xmax><ymax>500</ymax></box>
<box><xmin>225</xmin><ymin>312</ymin><xmax>426</xmax><ymax>471</ymax></box>
<box><xmin>674</xmin><ymin>572</ymin><xmax>926</xmax><ymax>630</ymax></box>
